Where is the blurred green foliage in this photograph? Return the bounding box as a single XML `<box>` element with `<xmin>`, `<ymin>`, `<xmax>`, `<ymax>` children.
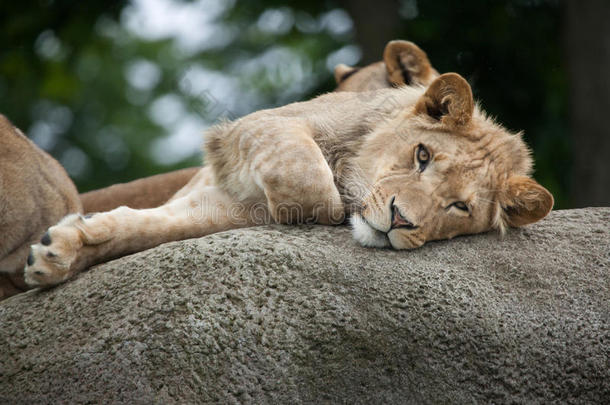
<box><xmin>0</xmin><ymin>0</ymin><xmax>570</xmax><ymax>207</ymax></box>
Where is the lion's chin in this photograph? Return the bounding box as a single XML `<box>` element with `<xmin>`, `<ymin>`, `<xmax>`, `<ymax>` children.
<box><xmin>350</xmin><ymin>214</ymin><xmax>391</xmax><ymax>248</ymax></box>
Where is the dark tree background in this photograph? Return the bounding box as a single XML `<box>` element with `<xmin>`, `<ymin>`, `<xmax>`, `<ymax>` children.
<box><xmin>564</xmin><ymin>0</ymin><xmax>610</xmax><ymax>207</ymax></box>
<box><xmin>1</xmin><ymin>0</ymin><xmax>608</xmax><ymax>208</ymax></box>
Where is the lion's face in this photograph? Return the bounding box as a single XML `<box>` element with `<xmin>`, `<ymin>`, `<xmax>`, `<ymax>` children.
<box><xmin>352</xmin><ymin>132</ymin><xmax>504</xmax><ymax>249</ymax></box>
<box><xmin>350</xmin><ymin>73</ymin><xmax>553</xmax><ymax>249</ymax></box>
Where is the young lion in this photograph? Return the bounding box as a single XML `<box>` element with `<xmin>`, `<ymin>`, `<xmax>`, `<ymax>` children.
<box><xmin>24</xmin><ymin>73</ymin><xmax>553</xmax><ymax>287</ymax></box>
<box><xmin>80</xmin><ymin>40</ymin><xmax>440</xmax><ymax>211</ymax></box>
<box><xmin>2</xmin><ymin>39</ymin><xmax>438</xmax><ymax>299</ymax></box>
<box><xmin>80</xmin><ymin>39</ymin><xmax>439</xmax><ymax>213</ymax></box>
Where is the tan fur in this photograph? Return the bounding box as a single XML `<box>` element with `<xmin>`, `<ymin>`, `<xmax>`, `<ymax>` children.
<box><xmin>24</xmin><ymin>72</ymin><xmax>553</xmax><ymax>288</ymax></box>
<box><xmin>0</xmin><ymin>114</ymin><xmax>82</xmax><ymax>299</ymax></box>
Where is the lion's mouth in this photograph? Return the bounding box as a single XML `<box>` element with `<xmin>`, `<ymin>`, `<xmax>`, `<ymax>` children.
<box><xmin>350</xmin><ymin>213</ymin><xmax>391</xmax><ymax>248</ymax></box>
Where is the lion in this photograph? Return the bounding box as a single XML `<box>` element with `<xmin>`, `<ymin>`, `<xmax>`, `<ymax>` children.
<box><xmin>80</xmin><ymin>39</ymin><xmax>439</xmax><ymax>211</ymax></box>
<box><xmin>81</xmin><ymin>39</ymin><xmax>439</xmax><ymax>211</ymax></box>
<box><xmin>81</xmin><ymin>39</ymin><xmax>439</xmax><ymax>213</ymax></box>
<box><xmin>2</xmin><ymin>39</ymin><xmax>438</xmax><ymax>299</ymax></box>
<box><xmin>77</xmin><ymin>40</ymin><xmax>441</xmax><ymax>214</ymax></box>
<box><xmin>24</xmin><ymin>72</ymin><xmax>553</xmax><ymax>287</ymax></box>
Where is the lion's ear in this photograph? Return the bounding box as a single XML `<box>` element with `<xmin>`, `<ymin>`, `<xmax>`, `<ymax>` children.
<box><xmin>502</xmin><ymin>176</ymin><xmax>554</xmax><ymax>227</ymax></box>
<box><xmin>334</xmin><ymin>63</ymin><xmax>357</xmax><ymax>84</ymax></box>
<box><xmin>414</xmin><ymin>73</ymin><xmax>474</xmax><ymax>128</ymax></box>
<box><xmin>383</xmin><ymin>40</ymin><xmax>436</xmax><ymax>86</ymax></box>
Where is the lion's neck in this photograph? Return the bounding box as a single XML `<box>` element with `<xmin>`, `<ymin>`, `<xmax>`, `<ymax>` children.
<box><xmin>314</xmin><ymin>128</ymin><xmax>368</xmax><ymax>211</ymax></box>
<box><xmin>309</xmin><ymin>87</ymin><xmax>423</xmax><ymax>211</ymax></box>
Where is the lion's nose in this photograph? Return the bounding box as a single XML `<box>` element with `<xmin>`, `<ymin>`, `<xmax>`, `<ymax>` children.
<box><xmin>390</xmin><ymin>203</ymin><xmax>418</xmax><ymax>230</ymax></box>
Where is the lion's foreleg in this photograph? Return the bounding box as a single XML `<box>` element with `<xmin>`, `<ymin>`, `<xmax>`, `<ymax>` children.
<box><xmin>24</xmin><ymin>185</ymin><xmax>265</xmax><ymax>287</ymax></box>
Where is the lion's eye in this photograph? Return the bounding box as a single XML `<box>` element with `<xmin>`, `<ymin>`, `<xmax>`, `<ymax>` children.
<box><xmin>451</xmin><ymin>201</ymin><xmax>469</xmax><ymax>212</ymax></box>
<box><xmin>416</xmin><ymin>144</ymin><xmax>430</xmax><ymax>171</ymax></box>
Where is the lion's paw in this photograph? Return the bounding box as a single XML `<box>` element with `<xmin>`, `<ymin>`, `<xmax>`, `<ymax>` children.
<box><xmin>24</xmin><ymin>214</ymin><xmax>90</xmax><ymax>287</ymax></box>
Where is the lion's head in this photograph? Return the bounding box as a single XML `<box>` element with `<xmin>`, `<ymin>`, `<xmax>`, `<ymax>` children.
<box><xmin>350</xmin><ymin>73</ymin><xmax>553</xmax><ymax>249</ymax></box>
<box><xmin>334</xmin><ymin>40</ymin><xmax>439</xmax><ymax>92</ymax></box>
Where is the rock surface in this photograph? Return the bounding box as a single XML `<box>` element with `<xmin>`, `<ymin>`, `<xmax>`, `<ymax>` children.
<box><xmin>0</xmin><ymin>208</ymin><xmax>608</xmax><ymax>404</ymax></box>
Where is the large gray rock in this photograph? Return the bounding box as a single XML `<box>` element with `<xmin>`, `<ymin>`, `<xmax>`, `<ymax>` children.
<box><xmin>0</xmin><ymin>208</ymin><xmax>608</xmax><ymax>404</ymax></box>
